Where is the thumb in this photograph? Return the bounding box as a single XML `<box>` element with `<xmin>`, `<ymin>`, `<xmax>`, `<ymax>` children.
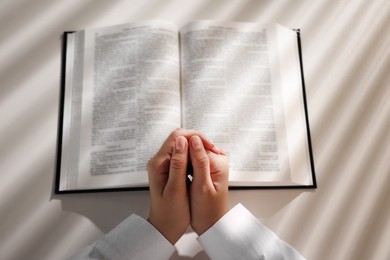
<box><xmin>189</xmin><ymin>135</ymin><xmax>213</xmax><ymax>188</ymax></box>
<box><xmin>166</xmin><ymin>136</ymin><xmax>189</xmax><ymax>192</ymax></box>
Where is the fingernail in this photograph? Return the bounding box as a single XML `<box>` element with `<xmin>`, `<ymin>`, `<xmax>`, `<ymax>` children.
<box><xmin>191</xmin><ymin>135</ymin><xmax>202</xmax><ymax>150</ymax></box>
<box><xmin>175</xmin><ymin>136</ymin><xmax>186</xmax><ymax>152</ymax></box>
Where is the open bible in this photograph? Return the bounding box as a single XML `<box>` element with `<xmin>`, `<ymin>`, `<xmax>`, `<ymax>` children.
<box><xmin>55</xmin><ymin>20</ymin><xmax>316</xmax><ymax>193</ymax></box>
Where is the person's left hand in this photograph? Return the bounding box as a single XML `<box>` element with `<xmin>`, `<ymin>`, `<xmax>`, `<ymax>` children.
<box><xmin>147</xmin><ymin>129</ymin><xmax>219</xmax><ymax>245</ymax></box>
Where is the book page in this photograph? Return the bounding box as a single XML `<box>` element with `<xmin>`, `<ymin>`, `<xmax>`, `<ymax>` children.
<box><xmin>62</xmin><ymin>21</ymin><xmax>181</xmax><ymax>190</ymax></box>
<box><xmin>181</xmin><ymin>21</ymin><xmax>310</xmax><ymax>186</ymax></box>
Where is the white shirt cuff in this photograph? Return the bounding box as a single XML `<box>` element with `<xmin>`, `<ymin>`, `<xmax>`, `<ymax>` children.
<box><xmin>93</xmin><ymin>214</ymin><xmax>175</xmax><ymax>260</ymax></box>
<box><xmin>197</xmin><ymin>203</ymin><xmax>305</xmax><ymax>260</ymax></box>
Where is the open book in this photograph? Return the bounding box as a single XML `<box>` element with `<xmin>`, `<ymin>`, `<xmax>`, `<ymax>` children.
<box><xmin>56</xmin><ymin>20</ymin><xmax>316</xmax><ymax>193</ymax></box>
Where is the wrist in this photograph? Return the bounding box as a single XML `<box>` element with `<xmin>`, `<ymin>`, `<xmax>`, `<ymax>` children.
<box><xmin>148</xmin><ymin>215</ymin><xmax>186</xmax><ymax>245</ymax></box>
<box><xmin>192</xmin><ymin>206</ymin><xmax>229</xmax><ymax>235</ymax></box>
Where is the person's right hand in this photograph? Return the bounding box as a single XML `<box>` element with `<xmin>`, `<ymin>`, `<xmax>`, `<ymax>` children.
<box><xmin>188</xmin><ymin>135</ymin><xmax>229</xmax><ymax>235</ymax></box>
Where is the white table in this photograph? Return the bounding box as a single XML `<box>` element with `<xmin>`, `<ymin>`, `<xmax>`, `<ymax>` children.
<box><xmin>1</xmin><ymin>0</ymin><xmax>389</xmax><ymax>259</ymax></box>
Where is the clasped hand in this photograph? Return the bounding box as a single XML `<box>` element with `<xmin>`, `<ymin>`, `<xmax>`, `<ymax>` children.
<box><xmin>148</xmin><ymin>129</ymin><xmax>229</xmax><ymax>245</ymax></box>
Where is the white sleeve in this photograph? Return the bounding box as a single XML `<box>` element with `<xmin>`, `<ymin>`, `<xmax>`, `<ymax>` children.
<box><xmin>197</xmin><ymin>204</ymin><xmax>305</xmax><ymax>260</ymax></box>
<box><xmin>66</xmin><ymin>214</ymin><xmax>175</xmax><ymax>260</ymax></box>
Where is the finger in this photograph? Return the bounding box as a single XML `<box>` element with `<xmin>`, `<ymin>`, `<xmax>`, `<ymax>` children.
<box><xmin>147</xmin><ymin>156</ymin><xmax>168</xmax><ymax>196</ymax></box>
<box><xmin>207</xmin><ymin>151</ymin><xmax>229</xmax><ymax>175</ymax></box>
<box><xmin>181</xmin><ymin>129</ymin><xmax>224</xmax><ymax>155</ymax></box>
<box><xmin>207</xmin><ymin>151</ymin><xmax>229</xmax><ymax>190</ymax></box>
<box><xmin>148</xmin><ymin>129</ymin><xmax>195</xmax><ymax>195</ymax></box>
<box><xmin>165</xmin><ymin>136</ymin><xmax>189</xmax><ymax>193</ymax></box>
<box><xmin>157</xmin><ymin>128</ymin><xmax>222</xmax><ymax>158</ymax></box>
<box><xmin>189</xmin><ymin>135</ymin><xmax>213</xmax><ymax>188</ymax></box>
